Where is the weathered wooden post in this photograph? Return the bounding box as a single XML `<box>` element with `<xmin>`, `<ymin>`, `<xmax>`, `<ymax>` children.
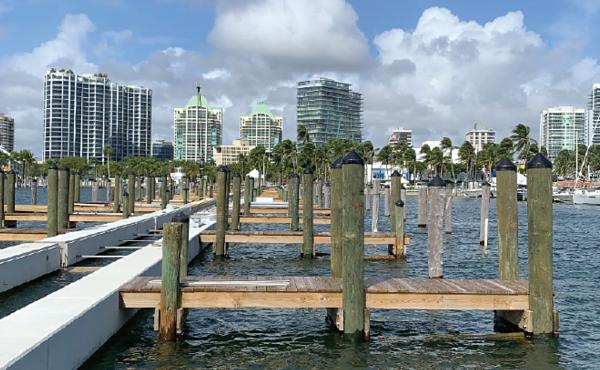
<box><xmin>231</xmin><ymin>172</ymin><xmax>241</xmax><ymax>231</ymax></box>
<box><xmin>31</xmin><ymin>178</ymin><xmax>38</xmax><ymax>205</ymax></box>
<box><xmin>161</xmin><ymin>175</ymin><xmax>168</xmax><ymax>209</ymax></box>
<box><xmin>417</xmin><ymin>187</ymin><xmax>427</xmax><ymax>228</ymax></box>
<box><xmin>136</xmin><ymin>176</ymin><xmax>142</xmax><ymax>201</ymax></box>
<box><xmin>74</xmin><ymin>173</ymin><xmax>80</xmax><ymax>203</ymax></box>
<box><xmin>444</xmin><ymin>182</ymin><xmax>453</xmax><ymax>234</ymax></box>
<box><xmin>393</xmin><ymin>200</ymin><xmax>406</xmax><ymax>258</ymax></box>
<box><xmin>496</xmin><ymin>158</ymin><xmax>518</xmax><ymax>280</ymax></box>
<box><xmin>183</xmin><ymin>177</ymin><xmax>189</xmax><ymax>204</ymax></box>
<box><xmin>146</xmin><ymin>177</ymin><xmax>153</xmax><ymax>204</ymax></box>
<box><xmin>427</xmin><ymin>176</ymin><xmax>445</xmax><ymax>278</ymax></box>
<box><xmin>371</xmin><ymin>179</ymin><xmax>380</xmax><ymax>232</ymax></box>
<box><xmin>0</xmin><ymin>171</ymin><xmax>5</xmax><ymax>228</ymax></box>
<box><xmin>91</xmin><ymin>179</ymin><xmax>99</xmax><ymax>203</ymax></box>
<box><xmin>5</xmin><ymin>170</ymin><xmax>16</xmax><ymax>228</ymax></box>
<box><xmin>150</xmin><ymin>176</ymin><xmax>156</xmax><ymax>202</ymax></box>
<box><xmin>173</xmin><ymin>213</ymin><xmax>190</xmax><ymax>279</ymax></box>
<box><xmin>57</xmin><ymin>166</ymin><xmax>70</xmax><ymax>232</ymax></box>
<box><xmin>289</xmin><ymin>174</ymin><xmax>300</xmax><ymax>231</ymax></box>
<box><xmin>323</xmin><ymin>183</ymin><xmax>331</xmax><ymax>209</ymax></box>
<box><xmin>302</xmin><ymin>166</ymin><xmax>314</xmax><ymax>257</ymax></box>
<box><xmin>122</xmin><ymin>191</ymin><xmax>129</xmax><ymax>218</ymax></box>
<box><xmin>68</xmin><ymin>173</ymin><xmax>75</xmax><ymax>214</ymax></box>
<box><xmin>383</xmin><ymin>186</ymin><xmax>390</xmax><ymax>217</ymax></box>
<box><xmin>480</xmin><ymin>181</ymin><xmax>491</xmax><ymax>246</ymax></box>
<box><xmin>330</xmin><ymin>158</ymin><xmax>343</xmax><ymax>277</ymax></box>
<box><xmin>209</xmin><ymin>180</ymin><xmax>214</xmax><ymax>199</ymax></box>
<box><xmin>106</xmin><ymin>179</ymin><xmax>112</xmax><ymax>204</ymax></box>
<box><xmin>47</xmin><ymin>165</ymin><xmax>58</xmax><ymax>237</ymax></box>
<box><xmin>365</xmin><ymin>183</ymin><xmax>371</xmax><ymax>211</ymax></box>
<box><xmin>159</xmin><ymin>222</ymin><xmax>183</xmax><ymax>341</ymax></box>
<box><xmin>390</xmin><ymin>170</ymin><xmax>402</xmax><ymax>231</ymax></box>
<box><xmin>128</xmin><ymin>173</ymin><xmax>135</xmax><ymax>215</ymax></box>
<box><xmin>526</xmin><ymin>153</ymin><xmax>555</xmax><ymax>334</ymax></box>
<box><xmin>113</xmin><ymin>176</ymin><xmax>121</xmax><ymax>213</ymax></box>
<box><xmin>341</xmin><ymin>150</ymin><xmax>366</xmax><ymax>337</ymax></box>
<box><xmin>243</xmin><ymin>176</ymin><xmax>252</xmax><ymax>216</ymax></box>
<box><xmin>316</xmin><ymin>179</ymin><xmax>323</xmax><ymax>208</ymax></box>
<box><xmin>214</xmin><ymin>165</ymin><xmax>227</xmax><ymax>256</ymax></box>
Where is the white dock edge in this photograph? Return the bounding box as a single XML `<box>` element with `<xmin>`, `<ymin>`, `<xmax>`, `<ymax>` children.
<box><xmin>0</xmin><ymin>219</ymin><xmax>214</xmax><ymax>370</ymax></box>
<box><xmin>0</xmin><ymin>199</ymin><xmax>215</xmax><ymax>294</ymax></box>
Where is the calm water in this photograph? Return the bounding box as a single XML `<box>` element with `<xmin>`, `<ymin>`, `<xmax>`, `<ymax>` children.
<box><xmin>2</xmin><ymin>190</ymin><xmax>599</xmax><ymax>369</ymax></box>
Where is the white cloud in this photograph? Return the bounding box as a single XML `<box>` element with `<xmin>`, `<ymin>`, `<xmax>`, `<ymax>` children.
<box><xmin>202</xmin><ymin>68</ymin><xmax>231</xmax><ymax>80</ymax></box>
<box><xmin>209</xmin><ymin>0</ymin><xmax>370</xmax><ymax>69</ymax></box>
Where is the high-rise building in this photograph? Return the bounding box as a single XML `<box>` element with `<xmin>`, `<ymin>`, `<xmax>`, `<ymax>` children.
<box><xmin>43</xmin><ymin>68</ymin><xmax>152</xmax><ymax>161</ymax></box>
<box><xmin>297</xmin><ymin>78</ymin><xmax>362</xmax><ymax>146</ymax></box>
<box><xmin>152</xmin><ymin>140</ymin><xmax>174</xmax><ymax>162</ymax></box>
<box><xmin>388</xmin><ymin>127</ymin><xmax>412</xmax><ymax>147</ymax></box>
<box><xmin>540</xmin><ymin>106</ymin><xmax>586</xmax><ymax>160</ymax></box>
<box><xmin>213</xmin><ymin>139</ymin><xmax>255</xmax><ymax>166</ymax></box>
<box><xmin>173</xmin><ymin>89</ymin><xmax>222</xmax><ymax>163</ymax></box>
<box><xmin>0</xmin><ymin>114</ymin><xmax>15</xmax><ymax>152</ymax></box>
<box><xmin>240</xmin><ymin>102</ymin><xmax>283</xmax><ymax>152</ymax></box>
<box><xmin>465</xmin><ymin>124</ymin><xmax>495</xmax><ymax>152</ymax></box>
<box><xmin>587</xmin><ymin>84</ymin><xmax>600</xmax><ymax>145</ymax></box>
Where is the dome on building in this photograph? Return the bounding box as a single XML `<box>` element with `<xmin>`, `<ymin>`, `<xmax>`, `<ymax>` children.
<box><xmin>186</xmin><ymin>95</ymin><xmax>210</xmax><ymax>108</ymax></box>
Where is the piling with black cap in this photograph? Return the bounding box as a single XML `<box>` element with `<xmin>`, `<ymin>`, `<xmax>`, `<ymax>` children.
<box><xmin>128</xmin><ymin>172</ymin><xmax>135</xmax><ymax>215</ymax></box>
<box><xmin>183</xmin><ymin>177</ymin><xmax>189</xmax><ymax>204</ymax></box>
<box><xmin>341</xmin><ymin>150</ymin><xmax>366</xmax><ymax>337</ymax></box>
<box><xmin>289</xmin><ymin>174</ymin><xmax>300</xmax><ymax>231</ymax></box>
<box><xmin>122</xmin><ymin>191</ymin><xmax>129</xmax><ymax>218</ymax></box>
<box><xmin>371</xmin><ymin>179</ymin><xmax>380</xmax><ymax>232</ymax></box>
<box><xmin>329</xmin><ymin>158</ymin><xmax>343</xmax><ymax>276</ymax></box>
<box><xmin>214</xmin><ymin>165</ymin><xmax>228</xmax><ymax>256</ymax></box>
<box><xmin>302</xmin><ymin>165</ymin><xmax>314</xmax><ymax>257</ymax></box>
<box><xmin>526</xmin><ymin>153</ymin><xmax>555</xmax><ymax>334</ymax></box>
<box><xmin>159</xmin><ymin>221</ymin><xmax>183</xmax><ymax>341</ymax></box>
<box><xmin>5</xmin><ymin>170</ymin><xmax>16</xmax><ymax>228</ymax></box>
<box><xmin>393</xmin><ymin>200</ymin><xmax>406</xmax><ymax>258</ymax></box>
<box><xmin>495</xmin><ymin>158</ymin><xmax>518</xmax><ymax>280</ymax></box>
<box><xmin>74</xmin><ymin>173</ymin><xmax>80</xmax><ymax>203</ymax></box>
<box><xmin>57</xmin><ymin>166</ymin><xmax>70</xmax><ymax>232</ymax></box>
<box><xmin>31</xmin><ymin>178</ymin><xmax>38</xmax><ymax>205</ymax></box>
<box><xmin>390</xmin><ymin>170</ymin><xmax>402</xmax><ymax>231</ymax></box>
<box><xmin>427</xmin><ymin>175</ymin><xmax>445</xmax><ymax>278</ymax></box>
<box><xmin>47</xmin><ymin>165</ymin><xmax>58</xmax><ymax>236</ymax></box>
<box><xmin>161</xmin><ymin>175</ymin><xmax>168</xmax><ymax>209</ymax></box>
<box><xmin>417</xmin><ymin>186</ymin><xmax>427</xmax><ymax>228</ymax></box>
<box><xmin>231</xmin><ymin>172</ymin><xmax>241</xmax><ymax>230</ymax></box>
<box><xmin>480</xmin><ymin>181</ymin><xmax>491</xmax><ymax>246</ymax></box>
<box><xmin>243</xmin><ymin>176</ymin><xmax>252</xmax><ymax>216</ymax></box>
<box><xmin>173</xmin><ymin>212</ymin><xmax>190</xmax><ymax>279</ymax></box>
<box><xmin>113</xmin><ymin>176</ymin><xmax>121</xmax><ymax>213</ymax></box>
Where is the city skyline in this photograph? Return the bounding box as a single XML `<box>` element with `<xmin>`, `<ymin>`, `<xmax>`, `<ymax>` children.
<box><xmin>1</xmin><ymin>1</ymin><xmax>600</xmax><ymax>158</ymax></box>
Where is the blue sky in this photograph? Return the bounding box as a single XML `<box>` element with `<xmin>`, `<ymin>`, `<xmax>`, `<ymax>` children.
<box><xmin>1</xmin><ymin>0</ymin><xmax>599</xmax><ymax>156</ymax></box>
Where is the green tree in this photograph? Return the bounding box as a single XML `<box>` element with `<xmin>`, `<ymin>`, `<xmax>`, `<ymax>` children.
<box><xmin>510</xmin><ymin>124</ymin><xmax>537</xmax><ymax>160</ymax></box>
<box><xmin>458</xmin><ymin>141</ymin><xmax>476</xmax><ymax>181</ymax></box>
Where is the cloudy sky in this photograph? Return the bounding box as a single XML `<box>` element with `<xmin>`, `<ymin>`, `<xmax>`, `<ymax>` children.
<box><xmin>1</xmin><ymin>0</ymin><xmax>600</xmax><ymax>157</ymax></box>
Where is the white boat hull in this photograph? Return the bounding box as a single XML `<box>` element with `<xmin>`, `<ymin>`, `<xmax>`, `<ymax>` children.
<box><xmin>572</xmin><ymin>191</ymin><xmax>600</xmax><ymax>205</ymax></box>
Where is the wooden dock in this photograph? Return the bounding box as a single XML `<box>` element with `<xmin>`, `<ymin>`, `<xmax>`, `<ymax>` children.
<box><xmin>199</xmin><ymin>230</ymin><xmax>410</xmax><ymax>246</ymax></box>
<box><xmin>235</xmin><ymin>215</ymin><xmax>331</xmax><ymax>225</ymax></box>
<box><xmin>0</xmin><ymin>228</ymin><xmax>57</xmax><ymax>241</ymax></box>
<box><xmin>5</xmin><ymin>212</ymin><xmax>124</xmax><ymax>223</ymax></box>
<box><xmin>120</xmin><ymin>276</ymin><xmax>529</xmax><ymax>311</ymax></box>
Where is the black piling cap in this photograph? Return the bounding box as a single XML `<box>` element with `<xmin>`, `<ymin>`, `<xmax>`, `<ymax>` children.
<box><xmin>217</xmin><ymin>165</ymin><xmax>227</xmax><ymax>172</ymax></box>
<box><xmin>0</xmin><ymin>169</ymin><xmax>4</xmax><ymax>174</ymax></box>
<box><xmin>391</xmin><ymin>170</ymin><xmax>401</xmax><ymax>177</ymax></box>
<box><xmin>58</xmin><ymin>165</ymin><xmax>69</xmax><ymax>172</ymax></box>
<box><xmin>342</xmin><ymin>150</ymin><xmax>364</xmax><ymax>165</ymax></box>
<box><xmin>289</xmin><ymin>173</ymin><xmax>299</xmax><ymax>178</ymax></box>
<box><xmin>428</xmin><ymin>175</ymin><xmax>445</xmax><ymax>187</ymax></box>
<box><xmin>303</xmin><ymin>165</ymin><xmax>313</xmax><ymax>174</ymax></box>
<box><xmin>330</xmin><ymin>157</ymin><xmax>343</xmax><ymax>169</ymax></box>
<box><xmin>495</xmin><ymin>157</ymin><xmax>517</xmax><ymax>172</ymax></box>
<box><xmin>172</xmin><ymin>212</ymin><xmax>190</xmax><ymax>223</ymax></box>
<box><xmin>233</xmin><ymin>172</ymin><xmax>241</xmax><ymax>178</ymax></box>
<box><xmin>526</xmin><ymin>152</ymin><xmax>553</xmax><ymax>169</ymax></box>
<box><xmin>395</xmin><ymin>200</ymin><xmax>405</xmax><ymax>207</ymax></box>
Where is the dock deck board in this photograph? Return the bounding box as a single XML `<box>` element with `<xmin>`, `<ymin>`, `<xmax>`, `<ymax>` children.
<box><xmin>199</xmin><ymin>230</ymin><xmax>410</xmax><ymax>245</ymax></box>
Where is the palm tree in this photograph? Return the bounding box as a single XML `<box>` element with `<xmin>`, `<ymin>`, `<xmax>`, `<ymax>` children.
<box><xmin>510</xmin><ymin>124</ymin><xmax>537</xmax><ymax>160</ymax></box>
<box><xmin>297</xmin><ymin>125</ymin><xmax>310</xmax><ymax>144</ymax></box>
<box><xmin>458</xmin><ymin>141</ymin><xmax>476</xmax><ymax>182</ymax></box>
<box><xmin>103</xmin><ymin>145</ymin><xmax>113</xmax><ymax>178</ymax></box>
<box><xmin>425</xmin><ymin>147</ymin><xmax>445</xmax><ymax>176</ymax></box>
<box><xmin>440</xmin><ymin>137</ymin><xmax>455</xmax><ymax>180</ymax></box>
<box><xmin>377</xmin><ymin>144</ymin><xmax>394</xmax><ymax>178</ymax></box>
<box><xmin>477</xmin><ymin>143</ymin><xmax>500</xmax><ymax>181</ymax></box>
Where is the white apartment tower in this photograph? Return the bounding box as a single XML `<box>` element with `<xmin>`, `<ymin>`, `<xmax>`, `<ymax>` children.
<box><xmin>0</xmin><ymin>114</ymin><xmax>15</xmax><ymax>152</ymax></box>
<box><xmin>540</xmin><ymin>106</ymin><xmax>586</xmax><ymax>160</ymax></box>
<box><xmin>240</xmin><ymin>102</ymin><xmax>283</xmax><ymax>153</ymax></box>
<box><xmin>173</xmin><ymin>88</ymin><xmax>223</xmax><ymax>163</ymax></box>
<box><xmin>587</xmin><ymin>84</ymin><xmax>600</xmax><ymax>145</ymax></box>
<box><xmin>388</xmin><ymin>127</ymin><xmax>412</xmax><ymax>147</ymax></box>
<box><xmin>465</xmin><ymin>124</ymin><xmax>495</xmax><ymax>152</ymax></box>
<box><xmin>43</xmin><ymin>68</ymin><xmax>152</xmax><ymax>161</ymax></box>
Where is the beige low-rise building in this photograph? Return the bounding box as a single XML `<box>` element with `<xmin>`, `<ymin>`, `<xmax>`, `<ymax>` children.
<box><xmin>213</xmin><ymin>139</ymin><xmax>255</xmax><ymax>166</ymax></box>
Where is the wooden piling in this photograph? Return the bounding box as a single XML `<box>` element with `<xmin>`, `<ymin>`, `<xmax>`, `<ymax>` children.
<box><xmin>365</xmin><ymin>184</ymin><xmax>371</xmax><ymax>211</ymax></box>
<box><xmin>68</xmin><ymin>173</ymin><xmax>75</xmax><ymax>214</ymax></box>
<box><xmin>341</xmin><ymin>150</ymin><xmax>366</xmax><ymax>337</ymax></box>
<box><xmin>323</xmin><ymin>183</ymin><xmax>331</xmax><ymax>209</ymax></box>
<box><xmin>106</xmin><ymin>179</ymin><xmax>112</xmax><ymax>204</ymax></box>
<box><xmin>243</xmin><ymin>176</ymin><xmax>252</xmax><ymax>216</ymax></box>
<box><xmin>444</xmin><ymin>183</ymin><xmax>453</xmax><ymax>234</ymax></box>
<box><xmin>136</xmin><ymin>176</ymin><xmax>142</xmax><ymax>201</ymax></box>
<box><xmin>495</xmin><ymin>158</ymin><xmax>518</xmax><ymax>280</ymax></box>
<box><xmin>214</xmin><ymin>166</ymin><xmax>227</xmax><ymax>256</ymax></box>
<box><xmin>417</xmin><ymin>187</ymin><xmax>427</xmax><ymax>228</ymax></box>
<box><xmin>0</xmin><ymin>171</ymin><xmax>4</xmax><ymax>228</ymax></box>
<box><xmin>480</xmin><ymin>182</ymin><xmax>491</xmax><ymax>246</ymax></box>
<box><xmin>394</xmin><ymin>200</ymin><xmax>406</xmax><ymax>258</ymax></box>
<box><xmin>231</xmin><ymin>172</ymin><xmax>241</xmax><ymax>231</ymax></box>
<box><xmin>5</xmin><ymin>170</ymin><xmax>16</xmax><ymax>228</ymax></box>
<box><xmin>371</xmin><ymin>179</ymin><xmax>380</xmax><ymax>232</ymax></box>
<box><xmin>173</xmin><ymin>213</ymin><xmax>190</xmax><ymax>279</ymax></box>
<box><xmin>57</xmin><ymin>166</ymin><xmax>70</xmax><ymax>232</ymax></box>
<box><xmin>183</xmin><ymin>177</ymin><xmax>189</xmax><ymax>204</ymax></box>
<box><xmin>74</xmin><ymin>173</ymin><xmax>80</xmax><ymax>203</ymax></box>
<box><xmin>159</xmin><ymin>222</ymin><xmax>183</xmax><ymax>341</ymax></box>
<box><xmin>128</xmin><ymin>173</ymin><xmax>135</xmax><ymax>215</ymax></box>
<box><xmin>91</xmin><ymin>179</ymin><xmax>99</xmax><ymax>203</ymax></box>
<box><xmin>113</xmin><ymin>176</ymin><xmax>121</xmax><ymax>213</ymax></box>
<box><xmin>427</xmin><ymin>176</ymin><xmax>445</xmax><ymax>278</ymax></box>
<box><xmin>122</xmin><ymin>191</ymin><xmax>129</xmax><ymax>218</ymax></box>
<box><xmin>289</xmin><ymin>174</ymin><xmax>300</xmax><ymax>231</ymax></box>
<box><xmin>150</xmin><ymin>176</ymin><xmax>156</xmax><ymax>202</ymax></box>
<box><xmin>31</xmin><ymin>178</ymin><xmax>38</xmax><ymax>205</ymax></box>
<box><xmin>526</xmin><ymin>153</ymin><xmax>555</xmax><ymax>334</ymax></box>
<box><xmin>161</xmin><ymin>175</ymin><xmax>168</xmax><ymax>209</ymax></box>
<box><xmin>146</xmin><ymin>177</ymin><xmax>153</xmax><ymax>204</ymax></box>
<box><xmin>383</xmin><ymin>187</ymin><xmax>390</xmax><ymax>217</ymax></box>
<box><xmin>316</xmin><ymin>179</ymin><xmax>323</xmax><ymax>208</ymax></box>
<box><xmin>302</xmin><ymin>166</ymin><xmax>314</xmax><ymax>257</ymax></box>
<box><xmin>47</xmin><ymin>166</ymin><xmax>58</xmax><ymax>237</ymax></box>
<box><xmin>330</xmin><ymin>159</ymin><xmax>343</xmax><ymax>277</ymax></box>
<box><xmin>390</xmin><ymin>170</ymin><xmax>402</xmax><ymax>231</ymax></box>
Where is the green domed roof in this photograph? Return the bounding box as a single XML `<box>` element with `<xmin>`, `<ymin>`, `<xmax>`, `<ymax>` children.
<box><xmin>251</xmin><ymin>102</ymin><xmax>272</xmax><ymax>116</ymax></box>
<box><xmin>186</xmin><ymin>95</ymin><xmax>209</xmax><ymax>108</ymax></box>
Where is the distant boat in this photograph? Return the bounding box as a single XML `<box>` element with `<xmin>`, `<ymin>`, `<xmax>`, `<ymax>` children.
<box><xmin>553</xmin><ymin>188</ymin><xmax>573</xmax><ymax>204</ymax></box>
<box><xmin>517</xmin><ymin>187</ymin><xmax>527</xmax><ymax>202</ymax></box>
<box><xmin>572</xmin><ymin>189</ymin><xmax>600</xmax><ymax>206</ymax></box>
